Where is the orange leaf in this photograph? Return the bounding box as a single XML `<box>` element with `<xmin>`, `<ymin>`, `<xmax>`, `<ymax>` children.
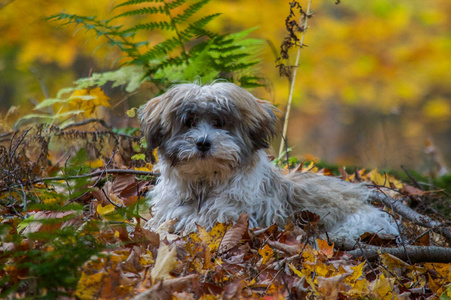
<box><xmin>317</xmin><ymin>239</ymin><xmax>334</xmax><ymax>259</ymax></box>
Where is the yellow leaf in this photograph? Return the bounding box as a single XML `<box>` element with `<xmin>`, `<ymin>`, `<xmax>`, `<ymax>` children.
<box><xmin>313</xmin><ymin>262</ymin><xmax>335</xmax><ymax>278</ymax></box>
<box><xmin>195</xmin><ymin>222</ymin><xmax>230</xmax><ymax>252</ymax></box>
<box><xmin>344</xmin><ymin>279</ymin><xmax>370</xmax><ymax>298</ymax></box>
<box><xmin>424</xmin><ymin>263</ymin><xmax>451</xmax><ymax>282</ymax></box>
<box><xmin>302</xmin><ymin>245</ymin><xmax>317</xmax><ymax>262</ymax></box>
<box><xmin>97</xmin><ymin>203</ymin><xmax>116</xmax><ymax>216</ymax></box>
<box><xmin>380</xmin><ymin>252</ymin><xmax>411</xmax><ymax>273</ymax></box>
<box><xmin>134</xmin><ymin>164</ymin><xmax>153</xmax><ymax>172</ymax></box>
<box><xmin>288</xmin><ymin>263</ymin><xmax>319</xmax><ymax>295</ymax></box>
<box><xmin>75</xmin><ymin>271</ymin><xmax>107</xmax><ymax>300</ymax></box>
<box><xmin>348</xmin><ymin>261</ymin><xmax>365</xmax><ymax>283</ymax></box>
<box><xmin>371</xmin><ymin>274</ymin><xmax>395</xmax><ymax>300</ymax></box>
<box><xmin>126</xmin><ymin>107</ymin><xmax>137</xmax><ymax>117</ymax></box>
<box><xmin>96</xmin><ymin>204</ymin><xmax>125</xmax><ymax>222</ymax></box>
<box><xmin>139</xmin><ymin>250</ymin><xmax>154</xmax><ymax>266</ymax></box>
<box><xmin>258</xmin><ymin>244</ymin><xmax>274</xmax><ymax>265</ymax></box>
<box><xmin>88</xmin><ymin>158</ymin><xmax>104</xmax><ymax>168</ymax></box>
<box><xmin>151</xmin><ymin>243</ymin><xmax>178</xmax><ymax>284</ymax></box>
<box><xmin>368</xmin><ymin>169</ymin><xmax>403</xmax><ymax>189</ymax></box>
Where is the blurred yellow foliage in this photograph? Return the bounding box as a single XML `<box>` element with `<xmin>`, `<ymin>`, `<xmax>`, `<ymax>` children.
<box><xmin>69</xmin><ymin>87</ymin><xmax>110</xmax><ymax>117</ymax></box>
<box><xmin>423</xmin><ymin>98</ymin><xmax>451</xmax><ymax>120</ymax></box>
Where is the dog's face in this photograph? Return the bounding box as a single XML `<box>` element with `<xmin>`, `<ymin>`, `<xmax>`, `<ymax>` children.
<box><xmin>139</xmin><ymin>83</ymin><xmax>276</xmax><ymax>181</ymax></box>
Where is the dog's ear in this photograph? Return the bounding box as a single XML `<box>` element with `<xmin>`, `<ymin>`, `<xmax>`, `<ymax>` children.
<box><xmin>138</xmin><ymin>95</ymin><xmax>165</xmax><ymax>155</ymax></box>
<box><xmin>250</xmin><ymin>99</ymin><xmax>277</xmax><ymax>150</ymax></box>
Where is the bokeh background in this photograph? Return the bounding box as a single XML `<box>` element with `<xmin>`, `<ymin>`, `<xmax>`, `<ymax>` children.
<box><xmin>1</xmin><ymin>0</ymin><xmax>450</xmax><ymax>173</ymax></box>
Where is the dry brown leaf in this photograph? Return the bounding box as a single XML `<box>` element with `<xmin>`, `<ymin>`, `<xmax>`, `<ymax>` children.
<box><xmin>112</xmin><ymin>174</ymin><xmax>135</xmax><ymax>195</ymax></box>
<box><xmin>132</xmin><ymin>274</ymin><xmax>198</xmax><ymax>300</ymax></box>
<box><xmin>401</xmin><ymin>183</ymin><xmax>425</xmax><ymax>196</ymax></box>
<box><xmin>151</xmin><ymin>243</ymin><xmax>178</xmax><ymax>284</ymax></box>
<box><xmin>218</xmin><ymin>214</ymin><xmax>249</xmax><ymax>254</ymax></box>
<box><xmin>266</xmin><ymin>239</ymin><xmax>300</xmax><ymax>256</ymax></box>
<box><xmin>22</xmin><ymin>210</ymin><xmax>79</xmax><ymax>234</ymax></box>
<box><xmin>223</xmin><ymin>280</ymin><xmax>245</xmax><ymax>300</ymax></box>
<box><xmin>317</xmin><ymin>273</ymin><xmax>352</xmax><ymax>300</ymax></box>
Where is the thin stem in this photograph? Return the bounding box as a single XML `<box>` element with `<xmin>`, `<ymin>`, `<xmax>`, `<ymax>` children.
<box><xmin>279</xmin><ymin>0</ymin><xmax>313</xmax><ymax>157</ymax></box>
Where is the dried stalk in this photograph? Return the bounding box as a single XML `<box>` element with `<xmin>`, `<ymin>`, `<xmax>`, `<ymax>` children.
<box><xmin>279</xmin><ymin>0</ymin><xmax>313</xmax><ymax>157</ymax></box>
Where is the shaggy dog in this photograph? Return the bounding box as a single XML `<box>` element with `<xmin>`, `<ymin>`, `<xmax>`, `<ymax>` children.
<box><xmin>139</xmin><ymin>82</ymin><xmax>399</xmax><ymax>239</ymax></box>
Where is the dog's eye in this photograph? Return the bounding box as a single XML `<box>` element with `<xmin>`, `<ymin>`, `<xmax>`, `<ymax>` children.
<box><xmin>213</xmin><ymin>119</ymin><xmax>225</xmax><ymax>128</ymax></box>
<box><xmin>185</xmin><ymin>118</ymin><xmax>197</xmax><ymax>128</ymax></box>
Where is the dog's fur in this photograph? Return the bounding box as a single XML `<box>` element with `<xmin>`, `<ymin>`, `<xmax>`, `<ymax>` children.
<box><xmin>139</xmin><ymin>82</ymin><xmax>399</xmax><ymax>238</ymax></box>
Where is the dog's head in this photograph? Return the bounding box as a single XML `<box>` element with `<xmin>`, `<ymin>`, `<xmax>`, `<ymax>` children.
<box><xmin>139</xmin><ymin>82</ymin><xmax>277</xmax><ymax>180</ymax></box>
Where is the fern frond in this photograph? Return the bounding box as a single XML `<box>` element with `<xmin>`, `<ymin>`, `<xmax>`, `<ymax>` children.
<box><xmin>114</xmin><ymin>0</ymin><xmax>165</xmax><ymax>9</ymax></box>
<box><xmin>239</xmin><ymin>76</ymin><xmax>264</xmax><ymax>88</ymax></box>
<box><xmin>184</xmin><ymin>13</ymin><xmax>220</xmax><ymax>35</ymax></box>
<box><xmin>145</xmin><ymin>56</ymin><xmax>187</xmax><ymax>75</ymax></box>
<box><xmin>172</xmin><ymin>0</ymin><xmax>211</xmax><ymax>24</ymax></box>
<box><xmin>111</xmin><ymin>6</ymin><xmax>166</xmax><ymax>20</ymax></box>
<box><xmin>121</xmin><ymin>21</ymin><xmax>173</xmax><ymax>34</ymax></box>
<box><xmin>140</xmin><ymin>37</ymin><xmax>182</xmax><ymax>61</ymax></box>
<box><xmin>166</xmin><ymin>0</ymin><xmax>187</xmax><ymax>10</ymax></box>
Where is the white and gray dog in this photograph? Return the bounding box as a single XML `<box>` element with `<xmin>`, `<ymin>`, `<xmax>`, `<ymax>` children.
<box><xmin>139</xmin><ymin>82</ymin><xmax>398</xmax><ymax>239</ymax></box>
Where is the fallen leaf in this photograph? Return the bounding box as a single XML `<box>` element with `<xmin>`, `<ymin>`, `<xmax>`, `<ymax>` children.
<box><xmin>258</xmin><ymin>244</ymin><xmax>274</xmax><ymax>265</ymax></box>
<box><xmin>317</xmin><ymin>239</ymin><xmax>334</xmax><ymax>258</ymax></box>
<box><xmin>218</xmin><ymin>214</ymin><xmax>249</xmax><ymax>254</ymax></box>
<box><xmin>194</xmin><ymin>222</ymin><xmax>230</xmax><ymax>252</ymax></box>
<box><xmin>151</xmin><ymin>243</ymin><xmax>178</xmax><ymax>284</ymax></box>
<box><xmin>371</xmin><ymin>274</ymin><xmax>396</xmax><ymax>300</ymax></box>
<box><xmin>132</xmin><ymin>274</ymin><xmax>198</xmax><ymax>300</ymax></box>
<box><xmin>266</xmin><ymin>239</ymin><xmax>300</xmax><ymax>256</ymax></box>
<box><xmin>317</xmin><ymin>273</ymin><xmax>352</xmax><ymax>300</ymax></box>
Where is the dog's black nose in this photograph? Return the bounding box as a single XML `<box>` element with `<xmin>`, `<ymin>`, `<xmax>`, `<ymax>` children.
<box><xmin>196</xmin><ymin>138</ymin><xmax>211</xmax><ymax>152</ymax></box>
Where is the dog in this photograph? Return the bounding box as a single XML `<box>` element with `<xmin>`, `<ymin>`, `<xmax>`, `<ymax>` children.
<box><xmin>139</xmin><ymin>82</ymin><xmax>399</xmax><ymax>239</ymax></box>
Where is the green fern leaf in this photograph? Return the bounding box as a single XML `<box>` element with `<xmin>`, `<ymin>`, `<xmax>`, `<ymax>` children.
<box><xmin>139</xmin><ymin>37</ymin><xmax>182</xmax><ymax>61</ymax></box>
<box><xmin>184</xmin><ymin>13</ymin><xmax>220</xmax><ymax>34</ymax></box>
<box><xmin>121</xmin><ymin>21</ymin><xmax>173</xmax><ymax>35</ymax></box>
<box><xmin>166</xmin><ymin>0</ymin><xmax>187</xmax><ymax>10</ymax></box>
<box><xmin>112</xmin><ymin>6</ymin><xmax>166</xmax><ymax>20</ymax></box>
<box><xmin>239</xmin><ymin>76</ymin><xmax>264</xmax><ymax>88</ymax></box>
<box><xmin>172</xmin><ymin>0</ymin><xmax>211</xmax><ymax>24</ymax></box>
<box><xmin>114</xmin><ymin>0</ymin><xmax>165</xmax><ymax>9</ymax></box>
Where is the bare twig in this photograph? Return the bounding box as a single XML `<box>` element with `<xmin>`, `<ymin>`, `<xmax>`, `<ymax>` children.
<box><xmin>102</xmin><ymin>188</ymin><xmax>122</xmax><ymax>208</ymax></box>
<box><xmin>356</xmin><ymin>239</ymin><xmax>377</xmax><ymax>277</ymax></box>
<box><xmin>61</xmin><ymin>118</ymin><xmax>113</xmax><ymax>130</ymax></box>
<box><xmin>278</xmin><ymin>0</ymin><xmax>313</xmax><ymax>157</ymax></box>
<box><xmin>400</xmin><ymin>165</ymin><xmax>423</xmax><ymax>191</ymax></box>
<box><xmin>370</xmin><ymin>191</ymin><xmax>451</xmax><ymax>241</ymax></box>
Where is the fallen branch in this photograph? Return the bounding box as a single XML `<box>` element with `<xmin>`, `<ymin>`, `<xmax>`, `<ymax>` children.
<box><xmin>350</xmin><ymin>245</ymin><xmax>451</xmax><ymax>263</ymax></box>
<box><xmin>61</xmin><ymin>118</ymin><xmax>113</xmax><ymax>130</ymax></box>
<box><xmin>0</xmin><ymin>169</ymin><xmax>159</xmax><ymax>193</ymax></box>
<box><xmin>334</xmin><ymin>238</ymin><xmax>451</xmax><ymax>263</ymax></box>
<box><xmin>370</xmin><ymin>191</ymin><xmax>451</xmax><ymax>241</ymax></box>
